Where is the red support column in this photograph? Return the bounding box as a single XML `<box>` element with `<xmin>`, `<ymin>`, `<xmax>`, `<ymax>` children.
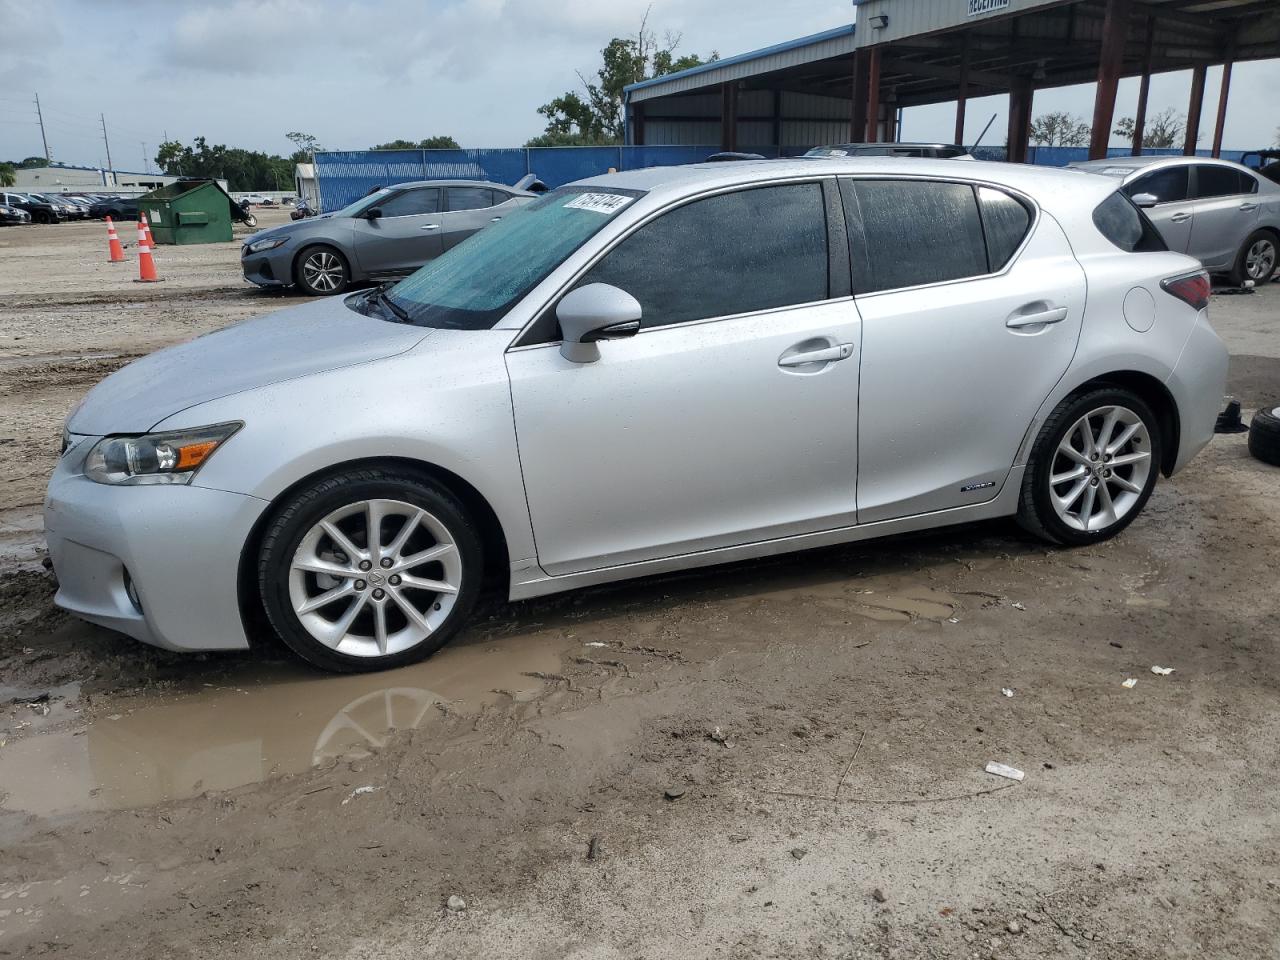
<box><xmin>955</xmin><ymin>33</ymin><xmax>971</xmax><ymax>145</ymax></box>
<box><xmin>720</xmin><ymin>82</ymin><xmax>738</xmax><ymax>152</ymax></box>
<box><xmin>1211</xmin><ymin>38</ymin><xmax>1236</xmax><ymax>158</ymax></box>
<box><xmin>1185</xmin><ymin>65</ymin><xmax>1206</xmax><ymax>155</ymax></box>
<box><xmin>865</xmin><ymin>47</ymin><xmax>882</xmax><ymax>142</ymax></box>
<box><xmin>850</xmin><ymin>50</ymin><xmax>869</xmax><ymax>144</ymax></box>
<box><xmin>1089</xmin><ymin>0</ymin><xmax>1131</xmax><ymax>160</ymax></box>
<box><xmin>1131</xmin><ymin>17</ymin><xmax>1155</xmax><ymax>155</ymax></box>
<box><xmin>1008</xmin><ymin>74</ymin><xmax>1034</xmax><ymax>164</ymax></box>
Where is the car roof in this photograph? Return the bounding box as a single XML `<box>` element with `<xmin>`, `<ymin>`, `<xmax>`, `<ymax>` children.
<box><xmin>820</xmin><ymin>142</ymin><xmax>966</xmax><ymax>151</ymax></box>
<box><xmin>1071</xmin><ymin>155</ymin><xmax>1252</xmax><ymax>174</ymax></box>
<box><xmin>385</xmin><ymin>179</ymin><xmax>531</xmax><ymax>194</ymax></box>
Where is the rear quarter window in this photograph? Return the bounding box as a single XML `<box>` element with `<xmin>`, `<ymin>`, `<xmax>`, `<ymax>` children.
<box><xmin>1093</xmin><ymin>192</ymin><xmax>1167</xmax><ymax>253</ymax></box>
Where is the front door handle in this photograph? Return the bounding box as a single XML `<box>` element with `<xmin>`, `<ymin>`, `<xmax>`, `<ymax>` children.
<box><xmin>1240</xmin><ymin>202</ymin><xmax>1258</xmax><ymax>213</ymax></box>
<box><xmin>1170</xmin><ymin>212</ymin><xmax>1191</xmax><ymax>224</ymax></box>
<box><xmin>778</xmin><ymin>342</ymin><xmax>854</xmax><ymax>367</ymax></box>
<box><xmin>490</xmin><ymin>216</ymin><xmax>502</xmax><ymax>222</ymax></box>
<box><xmin>421</xmin><ymin>223</ymin><xmax>440</xmax><ymax>230</ymax></box>
<box><xmin>1006</xmin><ymin>305</ymin><xmax>1068</xmax><ymax>329</ymax></box>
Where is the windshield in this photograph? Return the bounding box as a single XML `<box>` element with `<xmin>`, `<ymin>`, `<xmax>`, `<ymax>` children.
<box><xmin>333</xmin><ymin>188</ymin><xmax>392</xmax><ymax>219</ymax></box>
<box><xmin>381</xmin><ymin>186</ymin><xmax>641</xmax><ymax>330</ymax></box>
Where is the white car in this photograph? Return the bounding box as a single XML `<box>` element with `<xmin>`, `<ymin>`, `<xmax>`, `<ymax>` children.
<box><xmin>47</xmin><ymin>159</ymin><xmax>1227</xmax><ymax>672</ymax></box>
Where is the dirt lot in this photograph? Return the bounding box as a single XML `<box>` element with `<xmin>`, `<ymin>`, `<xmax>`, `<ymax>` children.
<box><xmin>0</xmin><ymin>216</ymin><xmax>1278</xmax><ymax>960</ymax></box>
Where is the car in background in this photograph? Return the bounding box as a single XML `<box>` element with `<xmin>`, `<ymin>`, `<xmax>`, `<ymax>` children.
<box><xmin>64</xmin><ymin>196</ymin><xmax>96</xmax><ymax>218</ymax></box>
<box><xmin>0</xmin><ymin>191</ymin><xmax>65</xmax><ymax>224</ymax></box>
<box><xmin>0</xmin><ymin>202</ymin><xmax>31</xmax><ymax>225</ymax></box>
<box><xmin>239</xmin><ymin>194</ymin><xmax>274</xmax><ymax>206</ymax></box>
<box><xmin>1070</xmin><ymin>156</ymin><xmax>1280</xmax><ymax>286</ymax></box>
<box><xmin>241</xmin><ymin>179</ymin><xmax>541</xmax><ymax>295</ymax></box>
<box><xmin>52</xmin><ymin>159</ymin><xmax>1226</xmax><ymax>672</ymax></box>
<box><xmin>805</xmin><ymin>142</ymin><xmax>973</xmax><ymax>159</ymax></box>
<box><xmin>89</xmin><ymin>196</ymin><xmax>140</xmax><ymax>220</ymax></box>
<box><xmin>1241</xmin><ymin>149</ymin><xmax>1280</xmax><ymax>187</ymax></box>
<box><xmin>31</xmin><ymin>193</ymin><xmax>85</xmax><ymax>220</ymax></box>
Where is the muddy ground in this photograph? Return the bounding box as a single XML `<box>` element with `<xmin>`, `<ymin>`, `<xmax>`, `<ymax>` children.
<box><xmin>0</xmin><ymin>215</ymin><xmax>1278</xmax><ymax>960</ymax></box>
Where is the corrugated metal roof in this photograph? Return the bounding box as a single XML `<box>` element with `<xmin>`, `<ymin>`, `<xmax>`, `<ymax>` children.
<box><xmin>625</xmin><ymin>24</ymin><xmax>857</xmax><ymax>103</ymax></box>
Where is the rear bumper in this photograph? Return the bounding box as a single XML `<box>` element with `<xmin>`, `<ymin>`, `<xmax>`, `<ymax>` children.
<box><xmin>1166</xmin><ymin>310</ymin><xmax>1230</xmax><ymax>474</ymax></box>
<box><xmin>44</xmin><ymin>444</ymin><xmax>268</xmax><ymax>652</ymax></box>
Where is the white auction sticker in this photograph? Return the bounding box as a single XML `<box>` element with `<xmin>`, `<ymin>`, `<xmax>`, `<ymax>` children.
<box><xmin>564</xmin><ymin>193</ymin><xmax>632</xmax><ymax>214</ymax></box>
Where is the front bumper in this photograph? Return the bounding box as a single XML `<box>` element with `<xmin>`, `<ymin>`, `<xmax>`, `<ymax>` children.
<box><xmin>241</xmin><ymin>245</ymin><xmax>292</xmax><ymax>288</ymax></box>
<box><xmin>1166</xmin><ymin>310</ymin><xmax>1230</xmax><ymax>474</ymax></box>
<box><xmin>44</xmin><ymin>441</ymin><xmax>269</xmax><ymax>652</ymax></box>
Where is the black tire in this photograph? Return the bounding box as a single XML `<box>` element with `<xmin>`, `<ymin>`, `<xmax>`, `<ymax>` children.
<box><xmin>1017</xmin><ymin>387</ymin><xmax>1163</xmax><ymax>546</ymax></box>
<box><xmin>1248</xmin><ymin>404</ymin><xmax>1280</xmax><ymax>467</ymax></box>
<box><xmin>294</xmin><ymin>244</ymin><xmax>350</xmax><ymax>296</ymax></box>
<box><xmin>1229</xmin><ymin>229</ymin><xmax>1279</xmax><ymax>287</ymax></box>
<box><xmin>242</xmin><ymin>213</ymin><xmax>258</xmax><ymax>228</ymax></box>
<box><xmin>257</xmin><ymin>468</ymin><xmax>484</xmax><ymax>673</ymax></box>
<box><xmin>35</xmin><ymin>211</ymin><xmax>51</xmax><ymax>225</ymax></box>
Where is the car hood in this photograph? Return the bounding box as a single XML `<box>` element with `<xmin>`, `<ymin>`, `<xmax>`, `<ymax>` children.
<box><xmin>68</xmin><ymin>296</ymin><xmax>432</xmax><ymax>435</ymax></box>
<box><xmin>243</xmin><ymin>214</ymin><xmax>340</xmax><ymax>247</ymax></box>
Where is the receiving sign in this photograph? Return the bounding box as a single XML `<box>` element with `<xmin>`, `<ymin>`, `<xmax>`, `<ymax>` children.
<box><xmin>967</xmin><ymin>0</ymin><xmax>1010</xmax><ymax>15</ymax></box>
<box><xmin>564</xmin><ymin>193</ymin><xmax>632</xmax><ymax>214</ymax></box>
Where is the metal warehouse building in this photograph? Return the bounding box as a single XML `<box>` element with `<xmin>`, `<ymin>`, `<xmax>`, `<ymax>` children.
<box><xmin>624</xmin><ymin>0</ymin><xmax>1280</xmax><ymax>160</ymax></box>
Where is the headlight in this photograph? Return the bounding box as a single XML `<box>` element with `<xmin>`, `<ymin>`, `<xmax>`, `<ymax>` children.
<box><xmin>84</xmin><ymin>422</ymin><xmax>242</xmax><ymax>486</ymax></box>
<box><xmin>247</xmin><ymin>236</ymin><xmax>287</xmax><ymax>253</ymax></box>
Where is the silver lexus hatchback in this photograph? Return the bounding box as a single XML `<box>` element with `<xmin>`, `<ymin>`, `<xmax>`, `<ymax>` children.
<box><xmin>48</xmin><ymin>159</ymin><xmax>1228</xmax><ymax>673</ymax></box>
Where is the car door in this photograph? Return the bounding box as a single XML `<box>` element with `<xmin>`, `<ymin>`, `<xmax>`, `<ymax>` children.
<box><xmin>441</xmin><ymin>186</ymin><xmax>501</xmax><ymax>250</ymax></box>
<box><xmin>1188</xmin><ymin>165</ymin><xmax>1259</xmax><ymax>270</ymax></box>
<box><xmin>845</xmin><ymin>178</ymin><xmax>1088</xmax><ymax>523</ymax></box>
<box><xmin>1124</xmin><ymin>165</ymin><xmax>1193</xmax><ymax>252</ymax></box>
<box><xmin>350</xmin><ymin>186</ymin><xmax>444</xmax><ymax>275</ymax></box>
<box><xmin>505</xmin><ymin>179</ymin><xmax>862</xmax><ymax>576</ymax></box>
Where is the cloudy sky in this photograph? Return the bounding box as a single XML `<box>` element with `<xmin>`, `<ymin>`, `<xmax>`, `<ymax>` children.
<box><xmin>2</xmin><ymin>0</ymin><xmax>1276</xmax><ymax>170</ymax></box>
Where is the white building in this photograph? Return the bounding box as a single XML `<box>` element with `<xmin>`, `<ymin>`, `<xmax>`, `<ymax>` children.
<box><xmin>12</xmin><ymin>163</ymin><xmax>226</xmax><ymax>196</ymax></box>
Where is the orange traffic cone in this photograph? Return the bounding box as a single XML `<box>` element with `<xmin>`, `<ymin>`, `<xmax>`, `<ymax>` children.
<box><xmin>134</xmin><ymin>219</ymin><xmax>161</xmax><ymax>283</ymax></box>
<box><xmin>140</xmin><ymin>211</ymin><xmax>156</xmax><ymax>248</ymax></box>
<box><xmin>105</xmin><ymin>216</ymin><xmax>126</xmax><ymax>263</ymax></box>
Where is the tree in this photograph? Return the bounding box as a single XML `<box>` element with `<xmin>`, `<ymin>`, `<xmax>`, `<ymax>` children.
<box><xmin>154</xmin><ymin>136</ymin><xmax>294</xmax><ymax>192</ymax></box>
<box><xmin>1114</xmin><ymin>108</ymin><xmax>1195</xmax><ymax>149</ymax></box>
<box><xmin>370</xmin><ymin>136</ymin><xmax>461</xmax><ymax>150</ymax></box>
<box><xmin>0</xmin><ymin>163</ymin><xmax>14</xmax><ymax>188</ymax></box>
<box><xmin>285</xmin><ymin>131</ymin><xmax>323</xmax><ymax>164</ymax></box>
<box><xmin>1029</xmin><ymin>111</ymin><xmax>1091</xmax><ymax>147</ymax></box>
<box><xmin>17</xmin><ymin>156</ymin><xmax>46</xmax><ymax>169</ymax></box>
<box><xmin>536</xmin><ymin>11</ymin><xmax>717</xmax><ymax>144</ymax></box>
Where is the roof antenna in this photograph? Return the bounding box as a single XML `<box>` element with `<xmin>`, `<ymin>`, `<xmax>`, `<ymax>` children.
<box><xmin>967</xmin><ymin>113</ymin><xmax>998</xmax><ymax>155</ymax></box>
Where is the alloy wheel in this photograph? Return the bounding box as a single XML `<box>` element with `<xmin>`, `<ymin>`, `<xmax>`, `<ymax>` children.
<box><xmin>1245</xmin><ymin>239</ymin><xmax>1276</xmax><ymax>282</ymax></box>
<box><xmin>1048</xmin><ymin>405</ymin><xmax>1152</xmax><ymax>533</ymax></box>
<box><xmin>288</xmin><ymin>499</ymin><xmax>462</xmax><ymax>658</ymax></box>
<box><xmin>301</xmin><ymin>250</ymin><xmax>344</xmax><ymax>292</ymax></box>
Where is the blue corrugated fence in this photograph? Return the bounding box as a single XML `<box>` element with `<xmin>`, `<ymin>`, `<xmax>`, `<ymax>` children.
<box><xmin>314</xmin><ymin>145</ymin><xmax>1261</xmax><ymax>211</ymax></box>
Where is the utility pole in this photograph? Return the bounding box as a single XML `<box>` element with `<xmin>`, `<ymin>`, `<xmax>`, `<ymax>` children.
<box><xmin>100</xmin><ymin>113</ymin><xmax>114</xmax><ymax>183</ymax></box>
<box><xmin>34</xmin><ymin>92</ymin><xmax>50</xmax><ymax>162</ymax></box>
<box><xmin>142</xmin><ymin>143</ymin><xmax>149</xmax><ymax>174</ymax></box>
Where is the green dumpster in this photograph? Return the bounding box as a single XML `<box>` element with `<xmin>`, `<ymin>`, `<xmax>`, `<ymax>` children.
<box><xmin>137</xmin><ymin>179</ymin><xmax>234</xmax><ymax>245</ymax></box>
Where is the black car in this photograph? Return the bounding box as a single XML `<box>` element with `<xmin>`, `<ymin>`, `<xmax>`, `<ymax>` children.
<box><xmin>0</xmin><ymin>202</ymin><xmax>31</xmax><ymax>225</ymax></box>
<box><xmin>1242</xmin><ymin>149</ymin><xmax>1280</xmax><ymax>186</ymax></box>
<box><xmin>89</xmin><ymin>196</ymin><xmax>140</xmax><ymax>220</ymax></box>
<box><xmin>0</xmin><ymin>191</ymin><xmax>65</xmax><ymax>224</ymax></box>
<box><xmin>804</xmin><ymin>141</ymin><xmax>973</xmax><ymax>159</ymax></box>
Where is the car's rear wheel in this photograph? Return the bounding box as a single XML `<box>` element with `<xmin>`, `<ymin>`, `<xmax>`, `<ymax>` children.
<box><xmin>258</xmin><ymin>469</ymin><xmax>484</xmax><ymax>673</ymax></box>
<box><xmin>1017</xmin><ymin>387</ymin><xmax>1162</xmax><ymax>546</ymax></box>
<box><xmin>295</xmin><ymin>245</ymin><xmax>350</xmax><ymax>296</ymax></box>
<box><xmin>1229</xmin><ymin>229</ymin><xmax>1278</xmax><ymax>287</ymax></box>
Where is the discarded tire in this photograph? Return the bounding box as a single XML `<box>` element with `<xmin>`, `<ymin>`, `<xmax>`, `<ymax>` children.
<box><xmin>1248</xmin><ymin>404</ymin><xmax>1280</xmax><ymax>466</ymax></box>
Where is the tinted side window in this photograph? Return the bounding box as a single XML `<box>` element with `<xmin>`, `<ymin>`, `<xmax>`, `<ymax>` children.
<box><xmin>379</xmin><ymin>187</ymin><xmax>440</xmax><ymax>217</ymax></box>
<box><xmin>850</xmin><ymin>180</ymin><xmax>987</xmax><ymax>293</ymax></box>
<box><xmin>1093</xmin><ymin>191</ymin><xmax>1167</xmax><ymax>253</ymax></box>
<box><xmin>447</xmin><ymin>187</ymin><xmax>494</xmax><ymax>211</ymax></box>
<box><xmin>1240</xmin><ymin>172</ymin><xmax>1260</xmax><ymax>195</ymax></box>
<box><xmin>1194</xmin><ymin>165</ymin><xmax>1245</xmax><ymax>199</ymax></box>
<box><xmin>1124</xmin><ymin>167</ymin><xmax>1189</xmax><ymax>204</ymax></box>
<box><xmin>490</xmin><ymin>190</ymin><xmax>512</xmax><ymax>205</ymax></box>
<box><xmin>977</xmin><ymin>187</ymin><xmax>1032</xmax><ymax>271</ymax></box>
<box><xmin>577</xmin><ymin>183</ymin><xmax>828</xmax><ymax>329</ymax></box>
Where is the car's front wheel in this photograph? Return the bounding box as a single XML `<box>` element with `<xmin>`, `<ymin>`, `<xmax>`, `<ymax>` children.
<box><xmin>1017</xmin><ymin>387</ymin><xmax>1162</xmax><ymax>546</ymax></box>
<box><xmin>257</xmin><ymin>468</ymin><xmax>484</xmax><ymax>672</ymax></box>
<box><xmin>295</xmin><ymin>245</ymin><xmax>350</xmax><ymax>296</ymax></box>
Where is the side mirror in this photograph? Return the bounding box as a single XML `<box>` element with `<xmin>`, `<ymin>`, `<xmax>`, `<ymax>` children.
<box><xmin>1130</xmin><ymin>192</ymin><xmax>1158</xmax><ymax>209</ymax></box>
<box><xmin>556</xmin><ymin>283</ymin><xmax>642</xmax><ymax>363</ymax></box>
<box><xmin>365</xmin><ymin>207</ymin><xmax>382</xmax><ymax>220</ymax></box>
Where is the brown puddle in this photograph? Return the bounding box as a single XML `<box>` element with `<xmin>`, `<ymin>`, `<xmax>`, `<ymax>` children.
<box><xmin>0</xmin><ymin>634</ymin><xmax>566</xmax><ymax>817</ymax></box>
<box><xmin>752</xmin><ymin>575</ymin><xmax>959</xmax><ymax>623</ymax></box>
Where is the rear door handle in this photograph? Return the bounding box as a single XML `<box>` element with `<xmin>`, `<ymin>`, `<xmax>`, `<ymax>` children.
<box><xmin>1006</xmin><ymin>305</ymin><xmax>1068</xmax><ymax>329</ymax></box>
<box><xmin>778</xmin><ymin>342</ymin><xmax>854</xmax><ymax>367</ymax></box>
<box><xmin>1170</xmin><ymin>212</ymin><xmax>1191</xmax><ymax>224</ymax></box>
<box><xmin>421</xmin><ymin>223</ymin><xmax>440</xmax><ymax>230</ymax></box>
<box><xmin>1240</xmin><ymin>203</ymin><xmax>1258</xmax><ymax>213</ymax></box>
<box><xmin>490</xmin><ymin>216</ymin><xmax>502</xmax><ymax>222</ymax></box>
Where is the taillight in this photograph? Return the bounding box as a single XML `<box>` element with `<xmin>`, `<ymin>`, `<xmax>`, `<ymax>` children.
<box><xmin>1160</xmin><ymin>271</ymin><xmax>1210</xmax><ymax>311</ymax></box>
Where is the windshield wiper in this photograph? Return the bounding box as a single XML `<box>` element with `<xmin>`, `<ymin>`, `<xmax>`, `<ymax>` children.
<box><xmin>368</xmin><ymin>285</ymin><xmax>410</xmax><ymax>323</ymax></box>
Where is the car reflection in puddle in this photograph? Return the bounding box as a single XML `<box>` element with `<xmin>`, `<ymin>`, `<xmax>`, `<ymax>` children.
<box><xmin>0</xmin><ymin>632</ymin><xmax>566</xmax><ymax>816</ymax></box>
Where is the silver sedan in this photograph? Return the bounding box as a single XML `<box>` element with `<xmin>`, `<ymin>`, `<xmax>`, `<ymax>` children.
<box><xmin>1072</xmin><ymin>155</ymin><xmax>1280</xmax><ymax>286</ymax></box>
<box><xmin>48</xmin><ymin>158</ymin><xmax>1227</xmax><ymax>672</ymax></box>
